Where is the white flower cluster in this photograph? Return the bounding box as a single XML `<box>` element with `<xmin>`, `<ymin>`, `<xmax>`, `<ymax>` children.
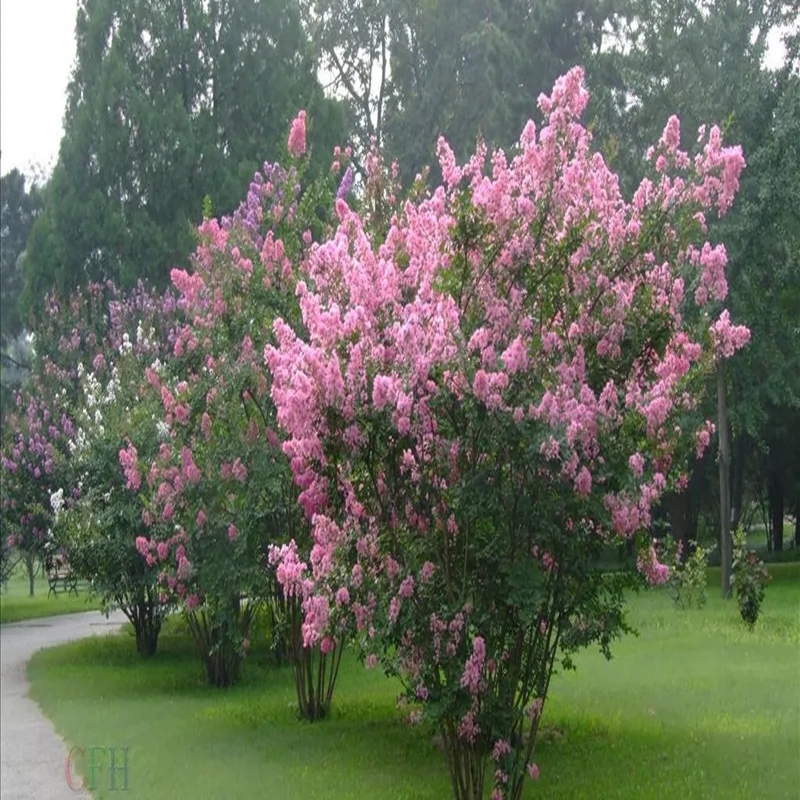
<box><xmin>68</xmin><ymin>427</ymin><xmax>89</xmax><ymax>455</ymax></box>
<box><xmin>136</xmin><ymin>321</ymin><xmax>157</xmax><ymax>352</ymax></box>
<box><xmin>104</xmin><ymin>366</ymin><xmax>120</xmax><ymax>405</ymax></box>
<box><xmin>120</xmin><ymin>332</ymin><xmax>133</xmax><ymax>355</ymax></box>
<box><xmin>75</xmin><ymin>363</ymin><xmax>121</xmax><ymax>443</ymax></box>
<box><xmin>83</xmin><ymin>370</ymin><xmax>103</xmax><ymax>408</ymax></box>
<box><xmin>156</xmin><ymin>420</ymin><xmax>171</xmax><ymax>441</ymax></box>
<box><xmin>50</xmin><ymin>488</ymin><xmax>65</xmax><ymax>522</ymax></box>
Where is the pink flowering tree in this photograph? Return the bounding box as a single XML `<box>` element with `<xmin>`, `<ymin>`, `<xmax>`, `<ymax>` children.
<box><xmin>265</xmin><ymin>69</ymin><xmax>748</xmax><ymax>798</ymax></box>
<box><xmin>132</xmin><ymin>114</ymin><xmax>357</xmax><ymax>689</ymax></box>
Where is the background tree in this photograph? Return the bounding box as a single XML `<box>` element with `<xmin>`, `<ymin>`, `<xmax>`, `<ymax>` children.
<box><xmin>0</xmin><ymin>169</ymin><xmax>43</xmax><ymax>420</ymax></box>
<box><xmin>385</xmin><ymin>0</ymin><xmax>624</xmax><ymax>185</ymax></box>
<box><xmin>304</xmin><ymin>0</ymin><xmax>626</xmax><ymax>182</ymax></box>
<box><xmin>1</xmin><ymin>170</ymin><xmax>43</xmax><ymax>347</ymax></box>
<box><xmin>595</xmin><ymin>0</ymin><xmax>800</xmax><ymax>591</ymax></box>
<box><xmin>22</xmin><ymin>0</ymin><xmax>348</xmax><ymax>317</ymax></box>
<box><xmin>301</xmin><ymin>0</ymin><xmax>389</xmax><ymax>161</ymax></box>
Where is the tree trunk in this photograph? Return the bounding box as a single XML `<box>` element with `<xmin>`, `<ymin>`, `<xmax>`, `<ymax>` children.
<box><xmin>134</xmin><ymin>619</ymin><xmax>160</xmax><ymax>657</ymax></box>
<box><xmin>731</xmin><ymin>434</ymin><xmax>746</xmax><ymax>530</ymax></box>
<box><xmin>717</xmin><ymin>363</ymin><xmax>732</xmax><ymax>598</ymax></box>
<box><xmin>25</xmin><ymin>551</ymin><xmax>36</xmax><ymax>597</ymax></box>
<box><xmin>794</xmin><ymin>504</ymin><xmax>799</xmax><ymax>548</ymax></box>
<box><xmin>666</xmin><ymin>491</ymin><xmax>690</xmax><ymax>557</ymax></box>
<box><xmin>767</xmin><ymin>470</ymin><xmax>784</xmax><ymax>552</ymax></box>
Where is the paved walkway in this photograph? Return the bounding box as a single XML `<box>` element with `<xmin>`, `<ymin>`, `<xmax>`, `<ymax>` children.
<box><xmin>0</xmin><ymin>610</ymin><xmax>126</xmax><ymax>799</ymax></box>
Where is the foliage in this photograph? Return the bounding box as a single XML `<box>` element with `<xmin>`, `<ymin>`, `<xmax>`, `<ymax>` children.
<box><xmin>731</xmin><ymin>527</ymin><xmax>770</xmax><ymax>629</ymax></box>
<box><xmin>0</xmin><ymin>169</ymin><xmax>44</xmax><ymax>347</ymax></box>
<box><xmin>266</xmin><ymin>69</ymin><xmax>748</xmax><ymax>799</ymax></box>
<box><xmin>666</xmin><ymin>539</ymin><xmax>714</xmax><ymax>609</ymax></box>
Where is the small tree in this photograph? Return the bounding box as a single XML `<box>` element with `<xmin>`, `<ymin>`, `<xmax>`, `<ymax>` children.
<box><xmin>267</xmin><ymin>69</ymin><xmax>749</xmax><ymax>798</ymax></box>
<box><xmin>731</xmin><ymin>528</ymin><xmax>770</xmax><ymax>629</ymax></box>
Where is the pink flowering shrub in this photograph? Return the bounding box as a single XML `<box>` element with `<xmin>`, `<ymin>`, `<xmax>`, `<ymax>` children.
<box><xmin>265</xmin><ymin>69</ymin><xmax>747</xmax><ymax>799</ymax></box>
<box><xmin>131</xmin><ymin>114</ymin><xmax>358</xmax><ymax>690</ymax></box>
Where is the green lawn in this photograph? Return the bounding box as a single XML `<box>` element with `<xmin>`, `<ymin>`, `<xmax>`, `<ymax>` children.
<box><xmin>0</xmin><ymin>562</ymin><xmax>100</xmax><ymax>623</ymax></box>
<box><xmin>28</xmin><ymin>564</ymin><xmax>800</xmax><ymax>799</ymax></box>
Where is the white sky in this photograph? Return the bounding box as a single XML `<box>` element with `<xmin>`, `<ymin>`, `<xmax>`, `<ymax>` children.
<box><xmin>1</xmin><ymin>0</ymin><xmax>79</xmax><ymax>179</ymax></box>
<box><xmin>0</xmin><ymin>0</ymin><xmax>792</xmax><ymax>181</ymax></box>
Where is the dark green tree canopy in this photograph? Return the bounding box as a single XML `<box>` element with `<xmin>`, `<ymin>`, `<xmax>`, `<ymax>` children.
<box><xmin>1</xmin><ymin>169</ymin><xmax>43</xmax><ymax>346</ymax></box>
<box><xmin>23</xmin><ymin>0</ymin><xmax>347</xmax><ymax>316</ymax></box>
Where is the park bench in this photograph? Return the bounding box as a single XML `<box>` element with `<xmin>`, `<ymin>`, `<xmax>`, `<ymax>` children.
<box><xmin>46</xmin><ymin>553</ymin><xmax>79</xmax><ymax>597</ymax></box>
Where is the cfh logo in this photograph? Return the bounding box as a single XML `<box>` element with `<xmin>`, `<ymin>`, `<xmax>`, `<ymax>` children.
<box><xmin>65</xmin><ymin>746</ymin><xmax>130</xmax><ymax>792</ymax></box>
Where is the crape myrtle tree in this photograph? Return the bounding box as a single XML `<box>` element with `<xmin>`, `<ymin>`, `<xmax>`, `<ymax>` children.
<box><xmin>129</xmin><ymin>112</ymin><xmax>361</xmax><ymax>691</ymax></box>
<box><xmin>265</xmin><ymin>69</ymin><xmax>748</xmax><ymax>799</ymax></box>
<box><xmin>52</xmin><ymin>282</ymin><xmax>179</xmax><ymax>656</ymax></box>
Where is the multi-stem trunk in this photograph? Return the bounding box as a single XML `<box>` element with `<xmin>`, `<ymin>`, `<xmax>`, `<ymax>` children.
<box><xmin>185</xmin><ymin>595</ymin><xmax>254</xmax><ymax>688</ymax></box>
<box><xmin>285</xmin><ymin>593</ymin><xmax>343</xmax><ymax>720</ymax></box>
<box><xmin>121</xmin><ymin>588</ymin><xmax>162</xmax><ymax>657</ymax></box>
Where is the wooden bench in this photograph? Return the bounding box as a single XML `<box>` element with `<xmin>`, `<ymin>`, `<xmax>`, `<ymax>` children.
<box><xmin>46</xmin><ymin>554</ymin><xmax>79</xmax><ymax>597</ymax></box>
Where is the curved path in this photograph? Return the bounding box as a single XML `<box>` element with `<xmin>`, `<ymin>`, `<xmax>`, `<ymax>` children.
<box><xmin>0</xmin><ymin>610</ymin><xmax>126</xmax><ymax>799</ymax></box>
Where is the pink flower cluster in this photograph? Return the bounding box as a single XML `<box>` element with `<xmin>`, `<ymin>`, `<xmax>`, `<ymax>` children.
<box><xmin>637</xmin><ymin>542</ymin><xmax>670</xmax><ymax>586</ymax></box>
<box><xmin>287</xmin><ymin>110</ymin><xmax>307</xmax><ymax>158</ymax></box>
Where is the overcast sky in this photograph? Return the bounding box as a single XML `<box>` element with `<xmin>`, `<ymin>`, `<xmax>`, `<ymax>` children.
<box><xmin>1</xmin><ymin>0</ymin><xmax>78</xmax><ymax>178</ymax></box>
<box><xmin>0</xmin><ymin>0</ymin><xmax>792</xmax><ymax>181</ymax></box>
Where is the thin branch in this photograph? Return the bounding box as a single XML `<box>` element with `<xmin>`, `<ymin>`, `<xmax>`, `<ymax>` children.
<box><xmin>0</xmin><ymin>352</ymin><xmax>31</xmax><ymax>371</ymax></box>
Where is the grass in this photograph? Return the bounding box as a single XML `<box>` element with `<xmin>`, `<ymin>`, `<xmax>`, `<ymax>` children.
<box><xmin>0</xmin><ymin>561</ymin><xmax>101</xmax><ymax>624</ymax></box>
<box><xmin>27</xmin><ymin>564</ymin><xmax>800</xmax><ymax>799</ymax></box>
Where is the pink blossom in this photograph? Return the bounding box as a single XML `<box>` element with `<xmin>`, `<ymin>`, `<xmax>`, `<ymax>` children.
<box><xmin>420</xmin><ymin>562</ymin><xmax>436</xmax><ymax>583</ymax></box>
<box><xmin>458</xmin><ymin>712</ymin><xmax>480</xmax><ymax>744</ymax></box>
<box><xmin>460</xmin><ymin>636</ymin><xmax>486</xmax><ymax>695</ymax></box>
<box><xmin>398</xmin><ymin>575</ymin><xmax>415</xmax><ymax>599</ymax></box>
<box><xmin>629</xmin><ymin>452</ymin><xmax>645</xmax><ymax>477</ymax></box>
<box><xmin>287</xmin><ymin>110</ymin><xmax>307</xmax><ymax>157</ymax></box>
<box><xmin>492</xmin><ymin>739</ymin><xmax>511</xmax><ymax>761</ymax></box>
<box><xmin>335</xmin><ymin>587</ymin><xmax>351</xmax><ymax>606</ymax></box>
<box><xmin>119</xmin><ymin>442</ymin><xmax>141</xmax><ymax>491</ymax></box>
<box><xmin>709</xmin><ymin>310</ymin><xmax>751</xmax><ymax>358</ymax></box>
<box><xmin>574</xmin><ymin>466</ymin><xmax>592</xmax><ymax>496</ymax></box>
